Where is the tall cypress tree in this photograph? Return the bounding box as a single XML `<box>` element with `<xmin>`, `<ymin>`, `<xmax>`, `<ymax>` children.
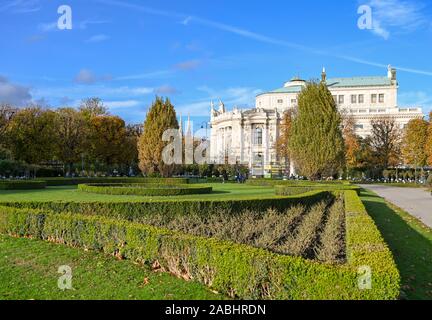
<box><xmin>289</xmin><ymin>82</ymin><xmax>345</xmax><ymax>180</ymax></box>
<box><xmin>138</xmin><ymin>97</ymin><xmax>179</xmax><ymax>177</ymax></box>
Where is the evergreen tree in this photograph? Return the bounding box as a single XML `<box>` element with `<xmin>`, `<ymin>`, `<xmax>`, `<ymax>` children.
<box><xmin>289</xmin><ymin>82</ymin><xmax>345</xmax><ymax>180</ymax></box>
<box><xmin>138</xmin><ymin>97</ymin><xmax>179</xmax><ymax>177</ymax></box>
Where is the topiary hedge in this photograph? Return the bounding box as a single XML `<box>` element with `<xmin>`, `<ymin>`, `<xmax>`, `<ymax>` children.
<box><xmin>247</xmin><ymin>179</ymin><xmax>351</xmax><ymax>187</ymax></box>
<box><xmin>78</xmin><ymin>183</ymin><xmax>213</xmax><ymax>196</ymax></box>
<box><xmin>2</xmin><ymin>191</ymin><xmax>330</xmax><ymax>222</ymax></box>
<box><xmin>274</xmin><ymin>184</ymin><xmax>360</xmax><ymax>196</ymax></box>
<box><xmin>0</xmin><ymin>190</ymin><xmax>400</xmax><ymax>300</ymax></box>
<box><xmin>41</xmin><ymin>177</ymin><xmax>189</xmax><ymax>186</ymax></box>
<box><xmin>0</xmin><ymin>180</ymin><xmax>46</xmax><ymax>190</ymax></box>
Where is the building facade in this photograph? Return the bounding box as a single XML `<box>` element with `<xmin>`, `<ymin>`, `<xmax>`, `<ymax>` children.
<box><xmin>209</xmin><ymin>66</ymin><xmax>424</xmax><ymax>177</ymax></box>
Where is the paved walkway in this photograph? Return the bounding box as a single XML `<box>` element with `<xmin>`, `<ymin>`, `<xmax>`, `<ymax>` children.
<box><xmin>359</xmin><ymin>185</ymin><xmax>432</xmax><ymax>228</ymax></box>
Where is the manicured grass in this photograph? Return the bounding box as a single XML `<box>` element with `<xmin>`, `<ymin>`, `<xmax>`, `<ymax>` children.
<box><xmin>0</xmin><ymin>184</ymin><xmax>275</xmax><ymax>203</ymax></box>
<box><xmin>0</xmin><ymin>235</ymin><xmax>224</xmax><ymax>300</ymax></box>
<box><xmin>359</xmin><ymin>189</ymin><xmax>432</xmax><ymax>300</ymax></box>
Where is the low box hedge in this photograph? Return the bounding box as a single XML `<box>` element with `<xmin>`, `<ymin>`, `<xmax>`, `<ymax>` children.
<box><xmin>0</xmin><ymin>180</ymin><xmax>46</xmax><ymax>190</ymax></box>
<box><xmin>275</xmin><ymin>185</ymin><xmax>360</xmax><ymax>196</ymax></box>
<box><xmin>0</xmin><ymin>189</ymin><xmax>400</xmax><ymax>299</ymax></box>
<box><xmin>2</xmin><ymin>191</ymin><xmax>330</xmax><ymax>222</ymax></box>
<box><xmin>247</xmin><ymin>179</ymin><xmax>350</xmax><ymax>187</ymax></box>
<box><xmin>78</xmin><ymin>183</ymin><xmax>213</xmax><ymax>196</ymax></box>
<box><xmin>41</xmin><ymin>177</ymin><xmax>189</xmax><ymax>186</ymax></box>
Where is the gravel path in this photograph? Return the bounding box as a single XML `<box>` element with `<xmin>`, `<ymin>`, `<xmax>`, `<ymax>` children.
<box><xmin>358</xmin><ymin>185</ymin><xmax>432</xmax><ymax>228</ymax></box>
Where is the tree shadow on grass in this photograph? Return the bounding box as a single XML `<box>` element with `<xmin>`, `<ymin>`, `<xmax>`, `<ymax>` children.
<box><xmin>360</xmin><ymin>189</ymin><xmax>432</xmax><ymax>300</ymax></box>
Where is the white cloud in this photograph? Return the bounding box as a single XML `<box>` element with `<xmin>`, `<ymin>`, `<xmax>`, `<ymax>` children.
<box><xmin>86</xmin><ymin>34</ymin><xmax>110</xmax><ymax>43</ymax></box>
<box><xmin>0</xmin><ymin>76</ymin><xmax>32</xmax><ymax>106</ymax></box>
<box><xmin>364</xmin><ymin>0</ymin><xmax>428</xmax><ymax>39</ymax></box>
<box><xmin>177</xmin><ymin>86</ymin><xmax>261</xmax><ymax>116</ymax></box>
<box><xmin>97</xmin><ymin>0</ymin><xmax>432</xmax><ymax>77</ymax></box>
<box><xmin>74</xmin><ymin>69</ymin><xmax>112</xmax><ymax>85</ymax></box>
<box><xmin>105</xmin><ymin>100</ymin><xmax>141</xmax><ymax>109</ymax></box>
<box><xmin>154</xmin><ymin>85</ymin><xmax>179</xmax><ymax>95</ymax></box>
<box><xmin>0</xmin><ymin>0</ymin><xmax>40</xmax><ymax>14</ymax></box>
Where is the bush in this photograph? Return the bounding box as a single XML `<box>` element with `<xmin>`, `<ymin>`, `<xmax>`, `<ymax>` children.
<box><xmin>41</xmin><ymin>177</ymin><xmax>189</xmax><ymax>186</ymax></box>
<box><xmin>274</xmin><ymin>184</ymin><xmax>360</xmax><ymax>195</ymax></box>
<box><xmin>275</xmin><ymin>186</ymin><xmax>314</xmax><ymax>196</ymax></box>
<box><xmin>3</xmin><ymin>191</ymin><xmax>331</xmax><ymax>222</ymax></box>
<box><xmin>0</xmin><ymin>180</ymin><xmax>46</xmax><ymax>190</ymax></box>
<box><xmin>247</xmin><ymin>179</ymin><xmax>349</xmax><ymax>187</ymax></box>
<box><xmin>0</xmin><ymin>190</ymin><xmax>400</xmax><ymax>300</ymax></box>
<box><xmin>78</xmin><ymin>183</ymin><xmax>213</xmax><ymax>196</ymax></box>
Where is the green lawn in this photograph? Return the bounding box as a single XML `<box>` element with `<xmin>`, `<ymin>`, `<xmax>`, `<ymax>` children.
<box><xmin>0</xmin><ymin>183</ymin><xmax>275</xmax><ymax>203</ymax></box>
<box><xmin>359</xmin><ymin>189</ymin><xmax>432</xmax><ymax>300</ymax></box>
<box><xmin>0</xmin><ymin>235</ymin><xmax>224</xmax><ymax>300</ymax></box>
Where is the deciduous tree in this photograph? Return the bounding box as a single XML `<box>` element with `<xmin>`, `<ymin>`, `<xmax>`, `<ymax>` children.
<box><xmin>54</xmin><ymin>108</ymin><xmax>89</xmax><ymax>175</ymax></box>
<box><xmin>401</xmin><ymin>118</ymin><xmax>428</xmax><ymax>168</ymax></box>
<box><xmin>7</xmin><ymin>107</ymin><xmax>58</xmax><ymax>165</ymax></box>
<box><xmin>369</xmin><ymin>117</ymin><xmax>401</xmax><ymax>170</ymax></box>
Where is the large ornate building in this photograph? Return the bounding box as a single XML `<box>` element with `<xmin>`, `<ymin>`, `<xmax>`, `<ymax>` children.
<box><xmin>209</xmin><ymin>66</ymin><xmax>424</xmax><ymax>177</ymax></box>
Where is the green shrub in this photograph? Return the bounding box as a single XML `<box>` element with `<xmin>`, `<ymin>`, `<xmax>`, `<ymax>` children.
<box><xmin>0</xmin><ymin>180</ymin><xmax>46</xmax><ymax>190</ymax></box>
<box><xmin>0</xmin><ymin>193</ymin><xmax>400</xmax><ymax>300</ymax></box>
<box><xmin>275</xmin><ymin>186</ymin><xmax>314</xmax><ymax>196</ymax></box>
<box><xmin>3</xmin><ymin>191</ymin><xmax>330</xmax><ymax>222</ymax></box>
<box><xmin>41</xmin><ymin>177</ymin><xmax>189</xmax><ymax>186</ymax></box>
<box><xmin>78</xmin><ymin>183</ymin><xmax>213</xmax><ymax>196</ymax></box>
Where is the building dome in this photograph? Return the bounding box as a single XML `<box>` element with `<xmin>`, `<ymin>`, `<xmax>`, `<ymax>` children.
<box><xmin>283</xmin><ymin>77</ymin><xmax>306</xmax><ymax>88</ymax></box>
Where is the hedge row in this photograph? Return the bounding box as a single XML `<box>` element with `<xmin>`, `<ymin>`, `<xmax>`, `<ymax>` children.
<box><xmin>41</xmin><ymin>177</ymin><xmax>190</xmax><ymax>186</ymax></box>
<box><xmin>0</xmin><ymin>180</ymin><xmax>46</xmax><ymax>190</ymax></box>
<box><xmin>0</xmin><ymin>190</ymin><xmax>400</xmax><ymax>299</ymax></box>
<box><xmin>247</xmin><ymin>179</ymin><xmax>349</xmax><ymax>187</ymax></box>
<box><xmin>78</xmin><ymin>183</ymin><xmax>213</xmax><ymax>196</ymax></box>
<box><xmin>343</xmin><ymin>190</ymin><xmax>400</xmax><ymax>299</ymax></box>
<box><xmin>2</xmin><ymin>191</ymin><xmax>330</xmax><ymax>222</ymax></box>
<box><xmin>275</xmin><ymin>185</ymin><xmax>360</xmax><ymax>196</ymax></box>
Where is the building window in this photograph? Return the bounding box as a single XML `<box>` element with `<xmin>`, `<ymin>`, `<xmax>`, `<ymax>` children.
<box><xmin>277</xmin><ymin>99</ymin><xmax>283</xmax><ymax>104</ymax></box>
<box><xmin>291</xmin><ymin>99</ymin><xmax>297</xmax><ymax>104</ymax></box>
<box><xmin>358</xmin><ymin>94</ymin><xmax>364</xmax><ymax>104</ymax></box>
<box><xmin>355</xmin><ymin>124</ymin><xmax>364</xmax><ymax>130</ymax></box>
<box><xmin>351</xmin><ymin>95</ymin><xmax>357</xmax><ymax>104</ymax></box>
<box><xmin>371</xmin><ymin>94</ymin><xmax>377</xmax><ymax>103</ymax></box>
<box><xmin>379</xmin><ymin>94</ymin><xmax>385</xmax><ymax>103</ymax></box>
<box><xmin>332</xmin><ymin>95</ymin><xmax>337</xmax><ymax>103</ymax></box>
<box><xmin>254</xmin><ymin>127</ymin><xmax>263</xmax><ymax>146</ymax></box>
<box><xmin>338</xmin><ymin>95</ymin><xmax>344</xmax><ymax>104</ymax></box>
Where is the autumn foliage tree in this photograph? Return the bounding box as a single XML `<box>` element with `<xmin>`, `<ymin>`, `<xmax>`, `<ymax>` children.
<box><xmin>289</xmin><ymin>82</ymin><xmax>345</xmax><ymax>180</ymax></box>
<box><xmin>342</xmin><ymin>114</ymin><xmax>361</xmax><ymax>170</ymax></box>
<box><xmin>138</xmin><ymin>97</ymin><xmax>179</xmax><ymax>177</ymax></box>
<box><xmin>401</xmin><ymin>118</ymin><xmax>429</xmax><ymax>169</ymax></box>
<box><xmin>427</xmin><ymin>112</ymin><xmax>432</xmax><ymax>166</ymax></box>
<box><xmin>369</xmin><ymin>117</ymin><xmax>401</xmax><ymax>170</ymax></box>
<box><xmin>6</xmin><ymin>107</ymin><xmax>58</xmax><ymax>165</ymax></box>
<box><xmin>89</xmin><ymin>115</ymin><xmax>128</xmax><ymax>167</ymax></box>
<box><xmin>54</xmin><ymin>108</ymin><xmax>89</xmax><ymax>175</ymax></box>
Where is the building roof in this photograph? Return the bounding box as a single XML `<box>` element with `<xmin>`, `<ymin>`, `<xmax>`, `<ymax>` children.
<box><xmin>258</xmin><ymin>75</ymin><xmax>394</xmax><ymax>96</ymax></box>
<box><xmin>265</xmin><ymin>85</ymin><xmax>304</xmax><ymax>94</ymax></box>
<box><xmin>326</xmin><ymin>76</ymin><xmax>393</xmax><ymax>88</ymax></box>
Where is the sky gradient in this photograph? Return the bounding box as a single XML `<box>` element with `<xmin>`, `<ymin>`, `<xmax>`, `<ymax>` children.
<box><xmin>1</xmin><ymin>0</ymin><xmax>432</xmax><ymax>128</ymax></box>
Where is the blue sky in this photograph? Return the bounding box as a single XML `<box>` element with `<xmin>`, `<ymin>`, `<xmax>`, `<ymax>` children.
<box><xmin>1</xmin><ymin>0</ymin><xmax>432</xmax><ymax>127</ymax></box>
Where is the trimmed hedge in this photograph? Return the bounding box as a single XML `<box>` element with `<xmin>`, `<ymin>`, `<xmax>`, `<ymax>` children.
<box><xmin>0</xmin><ymin>180</ymin><xmax>46</xmax><ymax>190</ymax></box>
<box><xmin>2</xmin><ymin>191</ymin><xmax>330</xmax><ymax>222</ymax></box>
<box><xmin>275</xmin><ymin>185</ymin><xmax>360</xmax><ymax>196</ymax></box>
<box><xmin>78</xmin><ymin>183</ymin><xmax>213</xmax><ymax>196</ymax></box>
<box><xmin>41</xmin><ymin>177</ymin><xmax>189</xmax><ymax>186</ymax></box>
<box><xmin>0</xmin><ymin>190</ymin><xmax>400</xmax><ymax>300</ymax></box>
<box><xmin>246</xmin><ymin>179</ymin><xmax>349</xmax><ymax>187</ymax></box>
